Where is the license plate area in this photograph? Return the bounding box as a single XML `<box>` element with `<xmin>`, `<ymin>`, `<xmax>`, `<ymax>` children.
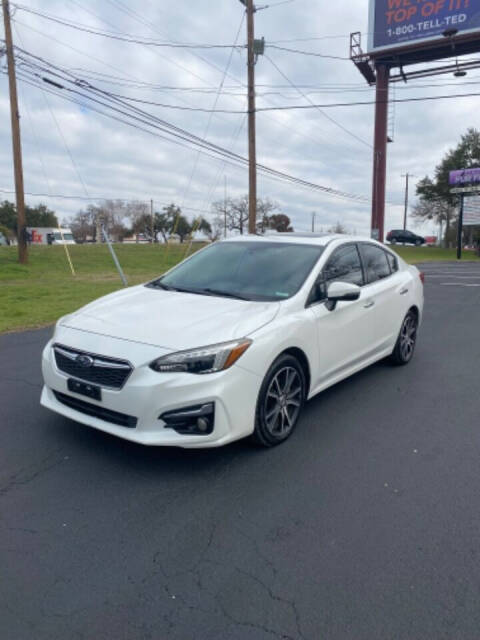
<box><xmin>67</xmin><ymin>378</ymin><xmax>102</xmax><ymax>401</ymax></box>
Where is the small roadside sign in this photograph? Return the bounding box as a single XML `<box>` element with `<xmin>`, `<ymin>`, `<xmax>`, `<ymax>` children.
<box><xmin>450</xmin><ymin>186</ymin><xmax>480</xmax><ymax>195</ymax></box>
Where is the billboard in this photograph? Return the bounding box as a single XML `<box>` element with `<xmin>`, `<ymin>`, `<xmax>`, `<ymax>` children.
<box><xmin>449</xmin><ymin>168</ymin><xmax>480</xmax><ymax>185</ymax></box>
<box><xmin>368</xmin><ymin>0</ymin><xmax>480</xmax><ymax>54</ymax></box>
<box><xmin>464</xmin><ymin>196</ymin><xmax>480</xmax><ymax>226</ymax></box>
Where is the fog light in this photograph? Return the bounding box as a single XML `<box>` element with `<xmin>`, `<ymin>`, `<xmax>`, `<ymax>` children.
<box><xmin>197</xmin><ymin>417</ymin><xmax>210</xmax><ymax>433</ymax></box>
<box><xmin>160</xmin><ymin>403</ymin><xmax>215</xmax><ymax>436</ymax></box>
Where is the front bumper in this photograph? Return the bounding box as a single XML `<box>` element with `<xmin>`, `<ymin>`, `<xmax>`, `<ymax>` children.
<box><xmin>40</xmin><ymin>333</ymin><xmax>262</xmax><ymax>448</ymax></box>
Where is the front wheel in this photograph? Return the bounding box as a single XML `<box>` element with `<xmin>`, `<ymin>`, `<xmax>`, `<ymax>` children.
<box><xmin>415</xmin><ymin>239</ymin><xmax>422</xmax><ymax>246</ymax></box>
<box><xmin>390</xmin><ymin>311</ymin><xmax>418</xmax><ymax>365</ymax></box>
<box><xmin>252</xmin><ymin>354</ymin><xmax>306</xmax><ymax>447</ymax></box>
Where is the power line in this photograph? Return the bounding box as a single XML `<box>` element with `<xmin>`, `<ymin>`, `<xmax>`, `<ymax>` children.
<box><xmin>12</xmin><ymin>45</ymin><xmax>480</xmax><ymax>115</ymax></box>
<box><xmin>265</xmin><ymin>54</ymin><xmax>372</xmax><ymax>149</ymax></box>
<box><xmin>269</xmin><ymin>44</ymin><xmax>349</xmax><ymax>60</ymax></box>
<box><xmin>9</xmin><ymin>13</ymin><xmax>351</xmax><ymax>157</ymax></box>
<box><xmin>66</xmin><ymin>0</ymin><xmax>350</xmax><ymax>153</ymax></box>
<box><xmin>255</xmin><ymin>90</ymin><xmax>480</xmax><ymax>111</ymax></box>
<box><xmin>12</xmin><ymin>3</ymin><xmax>244</xmax><ymax>49</ymax></box>
<box><xmin>11</xmin><ymin>62</ymin><xmax>371</xmax><ymax>205</ymax></box>
<box><xmin>179</xmin><ymin>13</ymin><xmax>246</xmax><ymax>210</ymax></box>
<box><xmin>0</xmin><ymin>188</ymin><xmax>215</xmax><ymax>214</ymax></box>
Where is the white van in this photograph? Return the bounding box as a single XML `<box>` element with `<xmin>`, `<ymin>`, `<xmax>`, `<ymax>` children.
<box><xmin>28</xmin><ymin>228</ymin><xmax>76</xmax><ymax>245</ymax></box>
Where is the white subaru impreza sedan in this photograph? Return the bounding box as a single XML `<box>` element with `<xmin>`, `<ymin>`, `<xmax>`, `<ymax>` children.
<box><xmin>41</xmin><ymin>234</ymin><xmax>424</xmax><ymax>448</ymax></box>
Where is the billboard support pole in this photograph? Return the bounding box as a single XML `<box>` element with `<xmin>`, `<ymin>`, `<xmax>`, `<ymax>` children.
<box><xmin>457</xmin><ymin>194</ymin><xmax>464</xmax><ymax>261</ymax></box>
<box><xmin>371</xmin><ymin>64</ymin><xmax>389</xmax><ymax>243</ymax></box>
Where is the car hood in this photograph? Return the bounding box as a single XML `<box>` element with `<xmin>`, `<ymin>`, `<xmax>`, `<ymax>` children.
<box><xmin>60</xmin><ymin>285</ymin><xmax>280</xmax><ymax>350</ymax></box>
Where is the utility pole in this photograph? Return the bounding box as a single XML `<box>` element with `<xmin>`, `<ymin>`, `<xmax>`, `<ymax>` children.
<box><xmin>2</xmin><ymin>0</ymin><xmax>27</xmax><ymax>263</ymax></box>
<box><xmin>457</xmin><ymin>194</ymin><xmax>464</xmax><ymax>260</ymax></box>
<box><xmin>246</xmin><ymin>0</ymin><xmax>257</xmax><ymax>234</ymax></box>
<box><xmin>150</xmin><ymin>199</ymin><xmax>154</xmax><ymax>243</ymax></box>
<box><xmin>224</xmin><ymin>175</ymin><xmax>228</xmax><ymax>238</ymax></box>
<box><xmin>311</xmin><ymin>212</ymin><xmax>316</xmax><ymax>233</ymax></box>
<box><xmin>401</xmin><ymin>173</ymin><xmax>415</xmax><ymax>231</ymax></box>
<box><xmin>239</xmin><ymin>0</ymin><xmax>258</xmax><ymax>234</ymax></box>
<box><xmin>371</xmin><ymin>64</ymin><xmax>390</xmax><ymax>243</ymax></box>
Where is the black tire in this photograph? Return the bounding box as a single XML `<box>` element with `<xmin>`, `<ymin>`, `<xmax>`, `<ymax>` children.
<box><xmin>390</xmin><ymin>238</ymin><xmax>397</xmax><ymax>245</ymax></box>
<box><xmin>415</xmin><ymin>239</ymin><xmax>422</xmax><ymax>246</ymax></box>
<box><xmin>390</xmin><ymin>310</ymin><xmax>418</xmax><ymax>366</ymax></box>
<box><xmin>252</xmin><ymin>354</ymin><xmax>306</xmax><ymax>447</ymax></box>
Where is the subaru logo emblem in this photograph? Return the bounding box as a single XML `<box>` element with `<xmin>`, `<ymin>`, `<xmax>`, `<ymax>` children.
<box><xmin>76</xmin><ymin>354</ymin><xmax>94</xmax><ymax>368</ymax></box>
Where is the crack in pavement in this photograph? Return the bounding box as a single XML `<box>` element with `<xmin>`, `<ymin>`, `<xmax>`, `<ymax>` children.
<box><xmin>0</xmin><ymin>449</ymin><xmax>65</xmax><ymax>498</ymax></box>
<box><xmin>0</xmin><ymin>376</ymin><xmax>42</xmax><ymax>390</ymax></box>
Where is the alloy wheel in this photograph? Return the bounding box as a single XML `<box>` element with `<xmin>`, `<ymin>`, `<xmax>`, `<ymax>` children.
<box><xmin>264</xmin><ymin>366</ymin><xmax>302</xmax><ymax>436</ymax></box>
<box><xmin>400</xmin><ymin>314</ymin><xmax>417</xmax><ymax>362</ymax></box>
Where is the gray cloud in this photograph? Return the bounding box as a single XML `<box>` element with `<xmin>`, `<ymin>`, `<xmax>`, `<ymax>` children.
<box><xmin>1</xmin><ymin>0</ymin><xmax>479</xmax><ymax>236</ymax></box>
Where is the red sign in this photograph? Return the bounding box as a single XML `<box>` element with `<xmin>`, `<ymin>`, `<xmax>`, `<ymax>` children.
<box><xmin>31</xmin><ymin>230</ymin><xmax>43</xmax><ymax>243</ymax></box>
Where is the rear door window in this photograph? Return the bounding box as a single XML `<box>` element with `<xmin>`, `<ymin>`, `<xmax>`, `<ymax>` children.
<box><xmin>359</xmin><ymin>244</ymin><xmax>391</xmax><ymax>284</ymax></box>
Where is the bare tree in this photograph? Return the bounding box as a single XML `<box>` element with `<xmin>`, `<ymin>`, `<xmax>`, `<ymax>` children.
<box><xmin>328</xmin><ymin>221</ymin><xmax>347</xmax><ymax>234</ymax></box>
<box><xmin>212</xmin><ymin>195</ymin><xmax>285</xmax><ymax>235</ymax></box>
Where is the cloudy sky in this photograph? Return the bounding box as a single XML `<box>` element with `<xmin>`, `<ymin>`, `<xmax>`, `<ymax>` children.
<box><xmin>1</xmin><ymin>0</ymin><xmax>479</xmax><ymax>236</ymax></box>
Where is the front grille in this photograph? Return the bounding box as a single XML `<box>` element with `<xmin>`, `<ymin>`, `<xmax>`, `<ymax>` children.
<box><xmin>53</xmin><ymin>344</ymin><xmax>132</xmax><ymax>389</ymax></box>
<box><xmin>53</xmin><ymin>391</ymin><xmax>137</xmax><ymax>428</ymax></box>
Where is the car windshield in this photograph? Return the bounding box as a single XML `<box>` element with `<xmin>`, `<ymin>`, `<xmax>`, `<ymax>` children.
<box><xmin>148</xmin><ymin>241</ymin><xmax>324</xmax><ymax>302</ymax></box>
<box><xmin>54</xmin><ymin>232</ymin><xmax>74</xmax><ymax>241</ymax></box>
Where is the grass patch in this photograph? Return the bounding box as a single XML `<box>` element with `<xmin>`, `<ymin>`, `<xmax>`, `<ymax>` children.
<box><xmin>392</xmin><ymin>245</ymin><xmax>480</xmax><ymax>264</ymax></box>
<box><xmin>1</xmin><ymin>242</ymin><xmax>478</xmax><ymax>334</ymax></box>
<box><xmin>0</xmin><ymin>244</ymin><xmax>203</xmax><ymax>333</ymax></box>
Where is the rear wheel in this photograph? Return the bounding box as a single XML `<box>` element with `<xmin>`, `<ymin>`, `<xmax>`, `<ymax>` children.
<box><xmin>252</xmin><ymin>354</ymin><xmax>306</xmax><ymax>447</ymax></box>
<box><xmin>390</xmin><ymin>311</ymin><xmax>418</xmax><ymax>365</ymax></box>
<box><xmin>415</xmin><ymin>239</ymin><xmax>422</xmax><ymax>246</ymax></box>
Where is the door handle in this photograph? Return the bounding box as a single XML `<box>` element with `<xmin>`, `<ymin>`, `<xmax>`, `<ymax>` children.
<box><xmin>400</xmin><ymin>288</ymin><xmax>409</xmax><ymax>295</ymax></box>
<box><xmin>363</xmin><ymin>301</ymin><xmax>375</xmax><ymax>309</ymax></box>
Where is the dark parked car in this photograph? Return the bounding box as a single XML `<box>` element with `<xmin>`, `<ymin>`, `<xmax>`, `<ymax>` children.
<box><xmin>386</xmin><ymin>230</ymin><xmax>425</xmax><ymax>246</ymax></box>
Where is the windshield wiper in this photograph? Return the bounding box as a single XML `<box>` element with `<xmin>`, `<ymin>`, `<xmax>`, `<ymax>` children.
<box><xmin>148</xmin><ymin>282</ymin><xmax>250</xmax><ymax>300</ymax></box>
<box><xmin>147</xmin><ymin>281</ymin><xmax>175</xmax><ymax>290</ymax></box>
<box><xmin>199</xmin><ymin>288</ymin><xmax>251</xmax><ymax>301</ymax></box>
<box><xmin>148</xmin><ymin>282</ymin><xmax>210</xmax><ymax>296</ymax></box>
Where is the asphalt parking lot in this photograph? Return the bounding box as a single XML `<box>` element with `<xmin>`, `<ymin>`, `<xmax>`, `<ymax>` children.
<box><xmin>1</xmin><ymin>261</ymin><xmax>480</xmax><ymax>640</ymax></box>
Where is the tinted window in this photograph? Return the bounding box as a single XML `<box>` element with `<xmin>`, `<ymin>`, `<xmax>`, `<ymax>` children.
<box><xmin>359</xmin><ymin>244</ymin><xmax>391</xmax><ymax>283</ymax></box>
<box><xmin>154</xmin><ymin>241</ymin><xmax>324</xmax><ymax>302</ymax></box>
<box><xmin>386</xmin><ymin>251</ymin><xmax>398</xmax><ymax>273</ymax></box>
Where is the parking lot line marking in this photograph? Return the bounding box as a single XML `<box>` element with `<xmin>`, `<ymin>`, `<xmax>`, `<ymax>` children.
<box><xmin>440</xmin><ymin>283</ymin><xmax>480</xmax><ymax>287</ymax></box>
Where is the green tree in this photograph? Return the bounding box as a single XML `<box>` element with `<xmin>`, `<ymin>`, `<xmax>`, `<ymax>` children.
<box><xmin>415</xmin><ymin>128</ymin><xmax>480</xmax><ymax>244</ymax></box>
<box><xmin>0</xmin><ymin>201</ymin><xmax>16</xmax><ymax>232</ymax></box>
<box><xmin>174</xmin><ymin>215</ymin><xmax>192</xmax><ymax>243</ymax></box>
<box><xmin>25</xmin><ymin>203</ymin><xmax>58</xmax><ymax>227</ymax></box>
<box><xmin>0</xmin><ymin>200</ymin><xmax>58</xmax><ymax>236</ymax></box>
<box><xmin>0</xmin><ymin>223</ymin><xmax>13</xmax><ymax>245</ymax></box>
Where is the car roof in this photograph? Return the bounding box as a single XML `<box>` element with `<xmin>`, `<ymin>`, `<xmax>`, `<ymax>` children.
<box><xmin>221</xmin><ymin>232</ymin><xmax>375</xmax><ymax>247</ymax></box>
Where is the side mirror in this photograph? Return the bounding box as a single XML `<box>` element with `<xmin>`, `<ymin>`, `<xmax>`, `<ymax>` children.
<box><xmin>326</xmin><ymin>282</ymin><xmax>361</xmax><ymax>311</ymax></box>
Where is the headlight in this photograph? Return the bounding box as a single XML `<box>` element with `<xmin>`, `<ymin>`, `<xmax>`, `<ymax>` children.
<box><xmin>149</xmin><ymin>339</ymin><xmax>252</xmax><ymax>374</ymax></box>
